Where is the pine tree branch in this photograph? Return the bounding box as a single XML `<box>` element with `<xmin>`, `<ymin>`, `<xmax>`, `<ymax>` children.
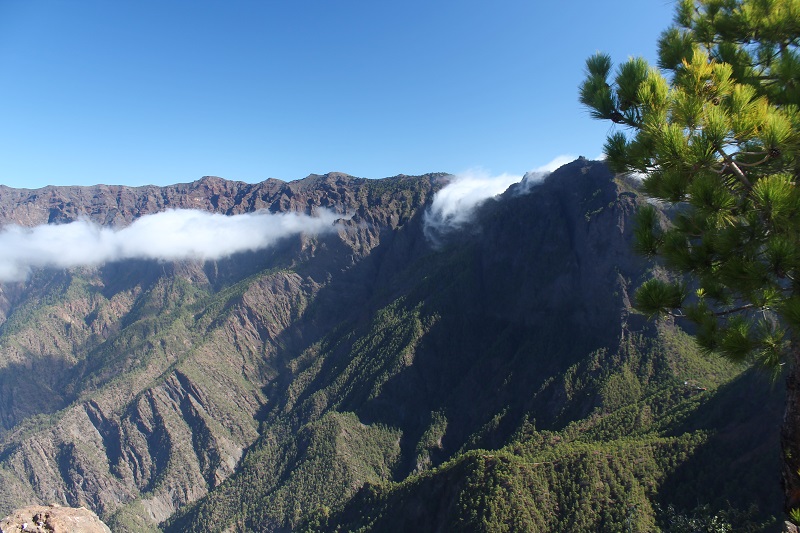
<box><xmin>734</xmin><ymin>150</ymin><xmax>769</xmax><ymax>156</ymax></box>
<box><xmin>712</xmin><ymin>303</ymin><xmax>756</xmax><ymax>316</ymax></box>
<box><xmin>716</xmin><ymin>145</ymin><xmax>753</xmax><ymax>188</ymax></box>
<box><xmin>735</xmin><ymin>154</ymin><xmax>772</xmax><ymax>167</ymax></box>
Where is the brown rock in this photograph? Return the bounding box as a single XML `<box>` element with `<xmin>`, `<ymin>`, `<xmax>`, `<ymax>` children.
<box><xmin>0</xmin><ymin>504</ymin><xmax>110</xmax><ymax>533</ymax></box>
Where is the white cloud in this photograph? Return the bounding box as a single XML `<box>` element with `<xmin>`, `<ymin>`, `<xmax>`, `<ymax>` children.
<box><xmin>424</xmin><ymin>170</ymin><xmax>522</xmax><ymax>242</ymax></box>
<box><xmin>0</xmin><ymin>209</ymin><xmax>342</xmax><ymax>282</ymax></box>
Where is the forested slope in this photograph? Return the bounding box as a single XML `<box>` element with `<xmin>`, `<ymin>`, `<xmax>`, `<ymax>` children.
<box><xmin>0</xmin><ymin>160</ymin><xmax>782</xmax><ymax>531</ymax></box>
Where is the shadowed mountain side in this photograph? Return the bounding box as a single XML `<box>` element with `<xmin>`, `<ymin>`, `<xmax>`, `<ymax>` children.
<box><xmin>298</xmin><ymin>356</ymin><xmax>782</xmax><ymax>532</ymax></box>
<box><xmin>165</xmin><ymin>160</ymin><xmax>781</xmax><ymax>532</ymax></box>
<box><xmin>0</xmin><ymin>162</ymin><xmax>784</xmax><ymax>532</ymax></box>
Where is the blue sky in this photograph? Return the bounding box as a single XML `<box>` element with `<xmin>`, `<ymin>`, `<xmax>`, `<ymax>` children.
<box><xmin>0</xmin><ymin>1</ymin><xmax>675</xmax><ymax>189</ymax></box>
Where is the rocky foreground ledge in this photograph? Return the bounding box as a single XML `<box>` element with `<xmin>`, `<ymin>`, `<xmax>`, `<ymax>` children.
<box><xmin>0</xmin><ymin>505</ymin><xmax>110</xmax><ymax>533</ymax></box>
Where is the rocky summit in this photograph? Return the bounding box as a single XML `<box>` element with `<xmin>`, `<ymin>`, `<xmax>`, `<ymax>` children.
<box><xmin>0</xmin><ymin>160</ymin><xmax>784</xmax><ymax>531</ymax></box>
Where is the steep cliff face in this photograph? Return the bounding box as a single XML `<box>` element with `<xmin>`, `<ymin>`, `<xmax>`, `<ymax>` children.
<box><xmin>0</xmin><ymin>162</ymin><xmax>783</xmax><ymax>531</ymax></box>
<box><xmin>167</xmin><ymin>160</ymin><xmax>780</xmax><ymax>531</ymax></box>
<box><xmin>0</xmin><ymin>172</ymin><xmax>425</xmax><ymax>228</ymax></box>
<box><xmin>0</xmin><ymin>172</ymin><xmax>440</xmax><ymax>526</ymax></box>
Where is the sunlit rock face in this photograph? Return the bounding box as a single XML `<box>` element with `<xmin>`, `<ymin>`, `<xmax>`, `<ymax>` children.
<box><xmin>0</xmin><ymin>504</ymin><xmax>111</xmax><ymax>533</ymax></box>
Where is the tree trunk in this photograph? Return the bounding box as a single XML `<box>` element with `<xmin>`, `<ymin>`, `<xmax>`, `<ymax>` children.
<box><xmin>783</xmin><ymin>340</ymin><xmax>800</xmax><ymax>515</ymax></box>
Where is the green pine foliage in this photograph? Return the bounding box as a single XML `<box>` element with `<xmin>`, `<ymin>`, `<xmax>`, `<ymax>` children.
<box><xmin>295</xmin><ymin>323</ymin><xmax>778</xmax><ymax>532</ymax></box>
<box><xmin>581</xmin><ymin>0</ymin><xmax>800</xmax><ymax>361</ymax></box>
<box><xmin>581</xmin><ymin>0</ymin><xmax>800</xmax><ymax>516</ymax></box>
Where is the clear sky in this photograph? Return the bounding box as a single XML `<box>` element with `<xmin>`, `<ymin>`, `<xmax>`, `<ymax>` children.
<box><xmin>0</xmin><ymin>0</ymin><xmax>676</xmax><ymax>189</ymax></box>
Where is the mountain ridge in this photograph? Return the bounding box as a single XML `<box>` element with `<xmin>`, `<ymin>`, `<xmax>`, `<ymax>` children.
<box><xmin>0</xmin><ymin>160</ymin><xmax>783</xmax><ymax>531</ymax></box>
<box><xmin>0</xmin><ymin>172</ymin><xmax>447</xmax><ymax>228</ymax></box>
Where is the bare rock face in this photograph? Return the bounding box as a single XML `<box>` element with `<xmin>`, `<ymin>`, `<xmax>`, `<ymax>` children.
<box><xmin>0</xmin><ymin>171</ymin><xmax>443</xmax><ymax>529</ymax></box>
<box><xmin>0</xmin><ymin>172</ymin><xmax>427</xmax><ymax>229</ymax></box>
<box><xmin>0</xmin><ymin>504</ymin><xmax>110</xmax><ymax>533</ymax></box>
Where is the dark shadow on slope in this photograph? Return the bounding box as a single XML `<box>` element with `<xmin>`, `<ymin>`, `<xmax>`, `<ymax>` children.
<box><xmin>658</xmin><ymin>367</ymin><xmax>783</xmax><ymax>521</ymax></box>
<box><xmin>202</xmin><ymin>238</ymin><xmax>301</xmax><ymax>292</ymax></box>
<box><xmin>99</xmin><ymin>260</ymin><xmax>166</xmax><ymax>301</ymax></box>
<box><xmin>164</xmin><ymin>162</ymin><xmax>667</xmax><ymax>531</ymax></box>
<box><xmin>0</xmin><ymin>354</ymin><xmax>75</xmax><ymax>437</ymax></box>
<box><xmin>254</xmin><ymin>159</ymin><xmax>645</xmax><ymax>476</ymax></box>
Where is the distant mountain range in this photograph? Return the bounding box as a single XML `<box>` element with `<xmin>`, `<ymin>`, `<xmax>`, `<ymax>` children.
<box><xmin>0</xmin><ymin>159</ymin><xmax>783</xmax><ymax>531</ymax></box>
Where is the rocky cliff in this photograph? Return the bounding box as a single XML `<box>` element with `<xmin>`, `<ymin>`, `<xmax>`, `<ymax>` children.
<box><xmin>0</xmin><ymin>173</ymin><xmax>425</xmax><ymax>227</ymax></box>
<box><xmin>0</xmin><ymin>171</ymin><xmax>441</xmax><ymax>527</ymax></box>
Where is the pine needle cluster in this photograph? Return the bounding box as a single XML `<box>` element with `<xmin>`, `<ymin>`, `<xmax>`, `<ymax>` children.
<box><xmin>580</xmin><ymin>0</ymin><xmax>800</xmax><ymax>515</ymax></box>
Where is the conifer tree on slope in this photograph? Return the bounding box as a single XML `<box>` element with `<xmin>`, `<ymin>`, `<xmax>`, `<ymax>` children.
<box><xmin>580</xmin><ymin>0</ymin><xmax>800</xmax><ymax>517</ymax></box>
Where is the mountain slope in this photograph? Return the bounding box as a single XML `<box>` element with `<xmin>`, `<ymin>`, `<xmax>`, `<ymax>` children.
<box><xmin>0</xmin><ymin>172</ymin><xmax>438</xmax><ymax>525</ymax></box>
<box><xmin>0</xmin><ymin>161</ymin><xmax>783</xmax><ymax>531</ymax></box>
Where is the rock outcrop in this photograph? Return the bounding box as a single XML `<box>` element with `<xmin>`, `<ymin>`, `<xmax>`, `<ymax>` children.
<box><xmin>0</xmin><ymin>504</ymin><xmax>110</xmax><ymax>533</ymax></box>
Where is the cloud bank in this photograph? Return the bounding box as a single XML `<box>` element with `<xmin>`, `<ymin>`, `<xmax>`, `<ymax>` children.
<box><xmin>423</xmin><ymin>156</ymin><xmax>586</xmax><ymax>242</ymax></box>
<box><xmin>0</xmin><ymin>208</ymin><xmax>341</xmax><ymax>282</ymax></box>
<box><xmin>423</xmin><ymin>170</ymin><xmax>523</xmax><ymax>242</ymax></box>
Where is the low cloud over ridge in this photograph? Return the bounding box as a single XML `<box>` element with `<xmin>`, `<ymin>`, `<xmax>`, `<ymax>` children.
<box><xmin>0</xmin><ymin>208</ymin><xmax>341</xmax><ymax>282</ymax></box>
<box><xmin>424</xmin><ymin>170</ymin><xmax>523</xmax><ymax>235</ymax></box>
<box><xmin>423</xmin><ymin>166</ymin><xmax>553</xmax><ymax>243</ymax></box>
